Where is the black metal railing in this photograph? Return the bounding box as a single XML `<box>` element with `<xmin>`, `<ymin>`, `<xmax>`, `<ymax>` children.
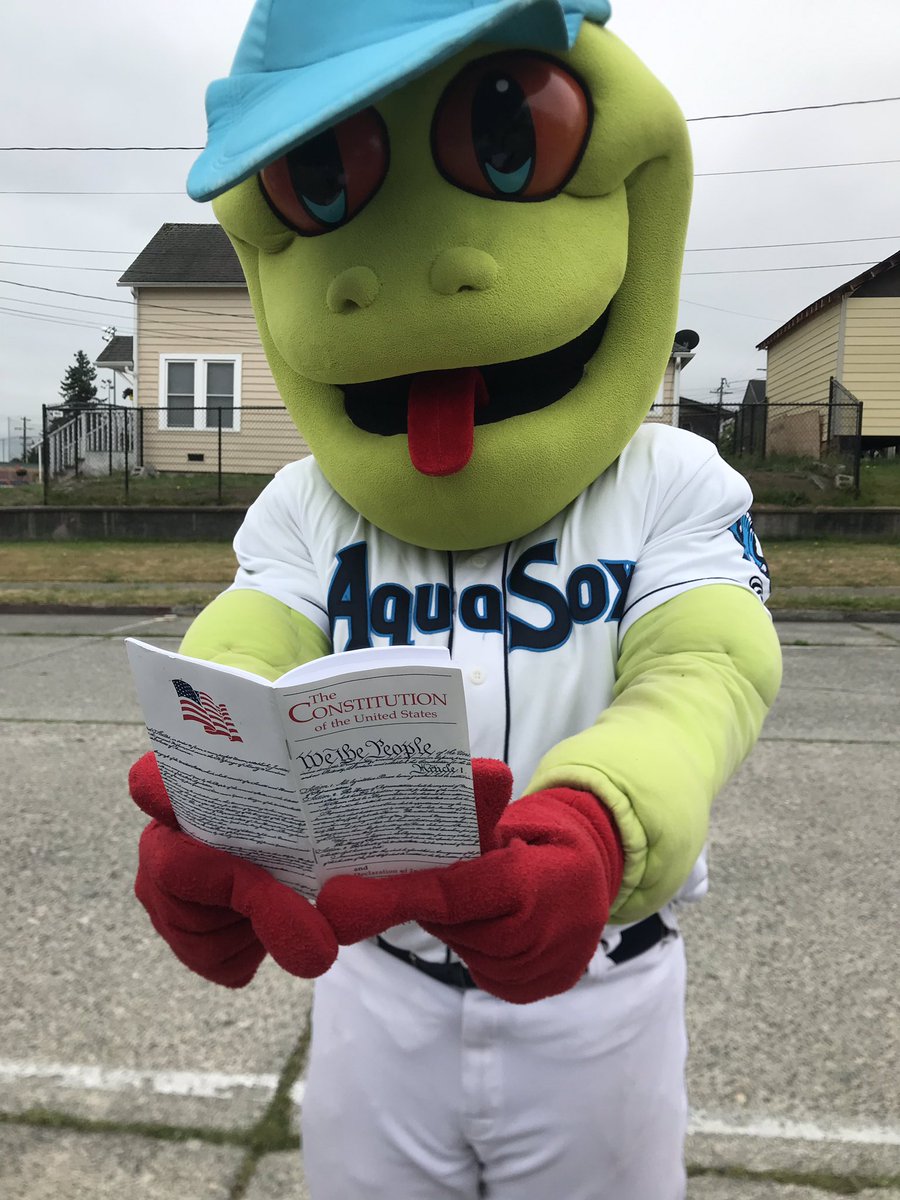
<box><xmin>40</xmin><ymin>403</ymin><xmax>309</xmax><ymax>506</ymax></box>
<box><xmin>39</xmin><ymin>396</ymin><xmax>863</xmax><ymax>506</ymax></box>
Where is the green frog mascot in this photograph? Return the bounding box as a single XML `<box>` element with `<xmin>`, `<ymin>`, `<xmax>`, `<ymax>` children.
<box><xmin>129</xmin><ymin>2</ymin><xmax>782</xmax><ymax>1195</ymax></box>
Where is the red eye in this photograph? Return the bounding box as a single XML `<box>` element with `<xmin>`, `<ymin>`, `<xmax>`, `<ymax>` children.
<box><xmin>259</xmin><ymin>108</ymin><xmax>389</xmax><ymax>236</ymax></box>
<box><xmin>432</xmin><ymin>52</ymin><xmax>592</xmax><ymax>202</ymax></box>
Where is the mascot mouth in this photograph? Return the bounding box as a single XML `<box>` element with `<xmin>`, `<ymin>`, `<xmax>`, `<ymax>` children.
<box><xmin>341</xmin><ymin>306</ymin><xmax>610</xmax><ymax>476</ymax></box>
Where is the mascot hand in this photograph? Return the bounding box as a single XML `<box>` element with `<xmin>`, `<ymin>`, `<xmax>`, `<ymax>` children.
<box><xmin>130</xmin><ymin>753</ymin><xmax>338</xmax><ymax>987</ymax></box>
<box><xmin>318</xmin><ymin>782</ymin><xmax>623</xmax><ymax>1004</ymax></box>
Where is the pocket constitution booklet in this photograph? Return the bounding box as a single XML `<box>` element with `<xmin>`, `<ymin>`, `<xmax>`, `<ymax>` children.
<box><xmin>125</xmin><ymin>639</ymin><xmax>480</xmax><ymax>900</ymax></box>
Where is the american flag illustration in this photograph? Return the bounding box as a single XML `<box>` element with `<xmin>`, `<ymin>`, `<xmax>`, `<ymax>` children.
<box><xmin>172</xmin><ymin>679</ymin><xmax>243</xmax><ymax>742</ymax></box>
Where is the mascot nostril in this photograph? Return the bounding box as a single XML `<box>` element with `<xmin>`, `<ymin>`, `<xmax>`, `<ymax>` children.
<box><xmin>130</xmin><ymin>2</ymin><xmax>783</xmax><ymax>1197</ymax></box>
<box><xmin>326</xmin><ymin>266</ymin><xmax>381</xmax><ymax>315</ymax></box>
<box><xmin>430</xmin><ymin>247</ymin><xmax>500</xmax><ymax>295</ymax></box>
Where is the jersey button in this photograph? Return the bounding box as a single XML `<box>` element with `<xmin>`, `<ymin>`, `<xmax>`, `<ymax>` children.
<box><xmin>470</xmin><ymin>553</ymin><xmax>487</xmax><ymax>569</ymax></box>
<box><xmin>470</xmin><ymin>668</ymin><xmax>486</xmax><ymax>685</ymax></box>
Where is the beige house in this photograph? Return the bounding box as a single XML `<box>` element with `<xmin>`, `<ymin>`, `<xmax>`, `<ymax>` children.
<box><xmin>758</xmin><ymin>250</ymin><xmax>900</xmax><ymax>453</ymax></box>
<box><xmin>118</xmin><ymin>224</ymin><xmax>308</xmax><ymax>475</ymax></box>
<box><xmin>116</xmin><ymin>223</ymin><xmax>701</xmax><ymax>474</ymax></box>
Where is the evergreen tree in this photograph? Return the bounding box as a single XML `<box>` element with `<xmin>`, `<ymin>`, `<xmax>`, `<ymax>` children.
<box><xmin>58</xmin><ymin>350</ymin><xmax>98</xmax><ymax>411</ymax></box>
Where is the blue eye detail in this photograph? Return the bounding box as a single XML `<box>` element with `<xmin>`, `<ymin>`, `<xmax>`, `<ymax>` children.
<box><xmin>484</xmin><ymin>158</ymin><xmax>533</xmax><ymax>195</ymax></box>
<box><xmin>302</xmin><ymin>191</ymin><xmax>347</xmax><ymax>225</ymax></box>
<box><xmin>472</xmin><ymin>72</ymin><xmax>536</xmax><ymax>197</ymax></box>
<box><xmin>432</xmin><ymin>52</ymin><xmax>592</xmax><ymax>204</ymax></box>
<box><xmin>259</xmin><ymin>108</ymin><xmax>389</xmax><ymax>237</ymax></box>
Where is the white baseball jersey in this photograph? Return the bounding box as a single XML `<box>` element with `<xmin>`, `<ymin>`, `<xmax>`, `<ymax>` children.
<box><xmin>230</xmin><ymin>422</ymin><xmax>771</xmax><ymax>958</ymax></box>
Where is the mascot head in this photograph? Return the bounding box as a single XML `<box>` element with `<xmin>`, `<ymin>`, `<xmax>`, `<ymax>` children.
<box><xmin>189</xmin><ymin>0</ymin><xmax>692</xmax><ymax>549</ymax></box>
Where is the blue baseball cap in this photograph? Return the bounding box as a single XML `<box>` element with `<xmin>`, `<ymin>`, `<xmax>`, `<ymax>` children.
<box><xmin>188</xmin><ymin>0</ymin><xmax>612</xmax><ymax>202</ymax></box>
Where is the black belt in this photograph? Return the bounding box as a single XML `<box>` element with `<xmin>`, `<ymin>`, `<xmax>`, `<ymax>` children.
<box><xmin>376</xmin><ymin>914</ymin><xmax>672</xmax><ymax>991</ymax></box>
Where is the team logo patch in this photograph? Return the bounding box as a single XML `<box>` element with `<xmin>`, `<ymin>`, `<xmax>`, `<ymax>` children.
<box><xmin>729</xmin><ymin>514</ymin><xmax>770</xmax><ymax>580</ymax></box>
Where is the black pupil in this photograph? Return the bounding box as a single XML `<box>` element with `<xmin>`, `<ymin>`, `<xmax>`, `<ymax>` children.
<box><xmin>471</xmin><ymin>73</ymin><xmax>535</xmax><ymax>177</ymax></box>
<box><xmin>287</xmin><ymin>128</ymin><xmax>345</xmax><ymax>206</ymax></box>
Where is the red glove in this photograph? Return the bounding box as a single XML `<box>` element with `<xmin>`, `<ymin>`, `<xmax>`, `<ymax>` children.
<box><xmin>317</xmin><ymin>764</ymin><xmax>624</xmax><ymax>1005</ymax></box>
<box><xmin>130</xmin><ymin>752</ymin><xmax>338</xmax><ymax>988</ymax></box>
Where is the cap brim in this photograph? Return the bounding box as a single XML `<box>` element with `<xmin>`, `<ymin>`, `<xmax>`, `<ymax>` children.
<box><xmin>188</xmin><ymin>0</ymin><xmax>589</xmax><ymax>202</ymax></box>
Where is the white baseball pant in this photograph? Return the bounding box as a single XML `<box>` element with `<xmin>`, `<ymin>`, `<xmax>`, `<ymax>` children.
<box><xmin>301</xmin><ymin>932</ymin><xmax>688</xmax><ymax>1199</ymax></box>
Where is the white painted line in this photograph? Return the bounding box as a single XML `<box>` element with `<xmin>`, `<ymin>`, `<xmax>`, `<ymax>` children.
<box><xmin>0</xmin><ymin>1060</ymin><xmax>279</xmax><ymax>1102</ymax></box>
<box><xmin>689</xmin><ymin>1109</ymin><xmax>900</xmax><ymax>1147</ymax></box>
<box><xmin>4</xmin><ymin>1061</ymin><xmax>896</xmax><ymax>1145</ymax></box>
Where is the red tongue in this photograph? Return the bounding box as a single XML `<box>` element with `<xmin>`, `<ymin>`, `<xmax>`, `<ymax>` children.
<box><xmin>407</xmin><ymin>367</ymin><xmax>488</xmax><ymax>477</ymax></box>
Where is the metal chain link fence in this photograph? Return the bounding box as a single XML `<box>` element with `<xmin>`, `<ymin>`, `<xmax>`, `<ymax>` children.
<box><xmin>41</xmin><ymin>395</ymin><xmax>863</xmax><ymax>506</ymax></box>
<box><xmin>645</xmin><ymin>392</ymin><xmax>863</xmax><ymax>501</ymax></box>
<box><xmin>41</xmin><ymin>404</ymin><xmax>311</xmax><ymax>506</ymax></box>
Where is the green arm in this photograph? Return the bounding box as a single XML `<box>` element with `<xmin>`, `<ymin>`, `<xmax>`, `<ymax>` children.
<box><xmin>179</xmin><ymin>589</ymin><xmax>331</xmax><ymax>681</ymax></box>
<box><xmin>526</xmin><ymin>584</ymin><xmax>782</xmax><ymax>924</ymax></box>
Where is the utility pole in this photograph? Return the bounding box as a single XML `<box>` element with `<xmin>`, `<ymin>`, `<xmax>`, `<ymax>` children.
<box><xmin>710</xmin><ymin>378</ymin><xmax>733</xmax><ymax>452</ymax></box>
<box><xmin>711</xmin><ymin>377</ymin><xmax>733</xmax><ymax>406</ymax></box>
<box><xmin>22</xmin><ymin>417</ymin><xmax>28</xmax><ymax>463</ymax></box>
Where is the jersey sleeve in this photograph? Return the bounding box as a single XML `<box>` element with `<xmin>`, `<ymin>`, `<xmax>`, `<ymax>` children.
<box><xmin>229</xmin><ymin>464</ymin><xmax>331</xmax><ymax>638</ymax></box>
<box><xmin>619</xmin><ymin>445</ymin><xmax>771</xmax><ymax>642</ymax></box>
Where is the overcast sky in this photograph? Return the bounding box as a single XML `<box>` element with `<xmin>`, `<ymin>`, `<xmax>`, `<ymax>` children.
<box><xmin>2</xmin><ymin>0</ymin><xmax>899</xmax><ymax>441</ymax></box>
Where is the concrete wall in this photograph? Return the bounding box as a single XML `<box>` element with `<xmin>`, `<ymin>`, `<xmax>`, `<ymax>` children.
<box><xmin>0</xmin><ymin>507</ymin><xmax>246</xmax><ymax>542</ymax></box>
<box><xmin>2</xmin><ymin>506</ymin><xmax>899</xmax><ymax>543</ymax></box>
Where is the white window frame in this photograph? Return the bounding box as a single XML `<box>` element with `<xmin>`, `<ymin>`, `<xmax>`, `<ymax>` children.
<box><xmin>158</xmin><ymin>354</ymin><xmax>242</xmax><ymax>431</ymax></box>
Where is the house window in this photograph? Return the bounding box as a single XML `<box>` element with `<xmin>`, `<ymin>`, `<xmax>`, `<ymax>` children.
<box><xmin>160</xmin><ymin>356</ymin><xmax>241</xmax><ymax>430</ymax></box>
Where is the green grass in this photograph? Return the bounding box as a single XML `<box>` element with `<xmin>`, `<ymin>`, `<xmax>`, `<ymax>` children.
<box><xmin>3</xmin><ymin>460</ymin><xmax>899</xmax><ymax>509</ymax></box>
<box><xmin>734</xmin><ymin>458</ymin><xmax>900</xmax><ymax>508</ymax></box>
<box><xmin>1</xmin><ymin>539</ymin><xmax>899</xmax><ymax>612</ymax></box>
<box><xmin>3</xmin><ymin>539</ymin><xmax>899</xmax><ymax>588</ymax></box>
<box><xmin>768</xmin><ymin>593</ymin><xmax>900</xmax><ymax>613</ymax></box>
<box><xmin>765</xmin><ymin>539</ymin><xmax>900</xmax><ymax>588</ymax></box>
<box><xmin>0</xmin><ymin>472</ymin><xmax>270</xmax><ymax>508</ymax></box>
<box><xmin>0</xmin><ymin>541</ymin><xmax>236</xmax><ymax>583</ymax></box>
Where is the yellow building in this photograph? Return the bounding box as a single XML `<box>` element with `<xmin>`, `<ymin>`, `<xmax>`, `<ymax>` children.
<box><xmin>758</xmin><ymin>250</ymin><xmax>900</xmax><ymax>453</ymax></box>
<box><xmin>118</xmin><ymin>224</ymin><xmax>308</xmax><ymax>476</ymax></box>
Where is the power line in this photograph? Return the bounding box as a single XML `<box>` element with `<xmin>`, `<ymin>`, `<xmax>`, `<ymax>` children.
<box><xmin>685</xmin><ymin>234</ymin><xmax>900</xmax><ymax>253</ymax></box>
<box><xmin>0</xmin><ymin>146</ymin><xmax>199</xmax><ymax>152</ymax></box>
<box><xmin>1</xmin><ymin>95</ymin><xmax>899</xmax><ymax>151</ymax></box>
<box><xmin>683</xmin><ymin>260</ymin><xmax>877</xmax><ymax>276</ymax></box>
<box><xmin>0</xmin><ymin>233</ymin><xmax>894</xmax><ymax>260</ymax></box>
<box><xmin>0</xmin><ymin>306</ymin><xmax>129</xmax><ymax>332</ymax></box>
<box><xmin>0</xmin><ymin>293</ymin><xmax>265</xmax><ymax>343</ymax></box>
<box><xmin>0</xmin><ymin>278</ymin><xmax>258</xmax><ymax>319</ymax></box>
<box><xmin>4</xmin><ymin>155</ymin><xmax>899</xmax><ymax>197</ymax></box>
<box><xmin>679</xmin><ymin>298</ymin><xmax>775</xmax><ymax>322</ymax></box>
<box><xmin>685</xmin><ymin>95</ymin><xmax>900</xmax><ymax>121</ymax></box>
<box><xmin>0</xmin><ymin>190</ymin><xmax>184</xmax><ymax>196</ymax></box>
<box><xmin>696</xmin><ymin>158</ymin><xmax>900</xmax><ymax>178</ymax></box>
<box><xmin>0</xmin><ymin>258</ymin><xmax>125</xmax><ymax>273</ymax></box>
<box><xmin>0</xmin><ymin>242</ymin><xmax>138</xmax><ymax>255</ymax></box>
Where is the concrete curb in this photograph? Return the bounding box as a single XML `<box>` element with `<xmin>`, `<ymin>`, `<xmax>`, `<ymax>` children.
<box><xmin>0</xmin><ymin>602</ymin><xmax>898</xmax><ymax>624</ymax></box>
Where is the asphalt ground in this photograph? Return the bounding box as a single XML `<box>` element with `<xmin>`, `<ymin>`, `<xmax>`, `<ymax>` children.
<box><xmin>0</xmin><ymin>611</ymin><xmax>898</xmax><ymax>1199</ymax></box>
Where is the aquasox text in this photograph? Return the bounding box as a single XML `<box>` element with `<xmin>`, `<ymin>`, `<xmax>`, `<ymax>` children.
<box><xmin>327</xmin><ymin>541</ymin><xmax>636</xmax><ymax>652</ymax></box>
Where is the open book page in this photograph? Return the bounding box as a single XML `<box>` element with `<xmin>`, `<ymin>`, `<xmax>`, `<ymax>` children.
<box><xmin>125</xmin><ymin>640</ymin><xmax>480</xmax><ymax>900</ymax></box>
<box><xmin>125</xmin><ymin>639</ymin><xmax>319</xmax><ymax>897</ymax></box>
<box><xmin>271</xmin><ymin>649</ymin><xmax>480</xmax><ymax>887</ymax></box>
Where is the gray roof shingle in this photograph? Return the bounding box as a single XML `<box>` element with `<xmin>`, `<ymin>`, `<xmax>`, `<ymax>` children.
<box><xmin>118</xmin><ymin>224</ymin><xmax>244</xmax><ymax>286</ymax></box>
<box><xmin>95</xmin><ymin>335</ymin><xmax>134</xmax><ymax>367</ymax></box>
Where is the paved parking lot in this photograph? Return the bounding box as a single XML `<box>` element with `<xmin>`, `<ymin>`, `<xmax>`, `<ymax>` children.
<box><xmin>0</xmin><ymin>612</ymin><xmax>898</xmax><ymax>1198</ymax></box>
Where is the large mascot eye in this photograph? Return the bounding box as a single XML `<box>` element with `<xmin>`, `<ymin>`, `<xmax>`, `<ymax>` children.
<box><xmin>431</xmin><ymin>53</ymin><xmax>592</xmax><ymax>201</ymax></box>
<box><xmin>259</xmin><ymin>108</ymin><xmax>389</xmax><ymax>236</ymax></box>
